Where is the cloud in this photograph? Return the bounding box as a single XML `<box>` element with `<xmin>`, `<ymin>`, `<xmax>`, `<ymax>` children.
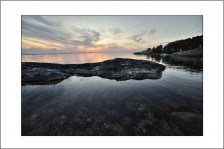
<box><xmin>22</xmin><ymin>48</ymin><xmax>81</xmax><ymax>55</ymax></box>
<box><xmin>30</xmin><ymin>16</ymin><xmax>54</xmax><ymax>26</ymax></box>
<box><xmin>77</xmin><ymin>28</ymin><xmax>101</xmax><ymax>45</ymax></box>
<box><xmin>109</xmin><ymin>28</ymin><xmax>122</xmax><ymax>35</ymax></box>
<box><xmin>131</xmin><ymin>29</ymin><xmax>156</xmax><ymax>43</ymax></box>
<box><xmin>148</xmin><ymin>29</ymin><xmax>157</xmax><ymax>35</ymax></box>
<box><xmin>22</xmin><ymin>16</ymin><xmax>102</xmax><ymax>49</ymax></box>
<box><xmin>132</xmin><ymin>31</ymin><xmax>147</xmax><ymax>43</ymax></box>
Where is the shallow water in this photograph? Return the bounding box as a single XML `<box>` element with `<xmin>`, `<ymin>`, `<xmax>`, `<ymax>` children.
<box><xmin>22</xmin><ymin>53</ymin><xmax>203</xmax><ymax>136</ymax></box>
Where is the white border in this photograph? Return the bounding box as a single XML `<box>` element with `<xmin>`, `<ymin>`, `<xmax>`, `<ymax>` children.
<box><xmin>1</xmin><ymin>1</ymin><xmax>223</xmax><ymax>148</ymax></box>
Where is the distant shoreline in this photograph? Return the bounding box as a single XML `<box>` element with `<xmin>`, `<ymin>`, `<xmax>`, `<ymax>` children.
<box><xmin>134</xmin><ymin>48</ymin><xmax>203</xmax><ymax>58</ymax></box>
<box><xmin>22</xmin><ymin>52</ymin><xmax>134</xmax><ymax>55</ymax></box>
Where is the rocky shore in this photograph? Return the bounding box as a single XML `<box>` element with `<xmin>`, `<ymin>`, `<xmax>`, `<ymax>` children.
<box><xmin>134</xmin><ymin>48</ymin><xmax>203</xmax><ymax>57</ymax></box>
<box><xmin>22</xmin><ymin>58</ymin><xmax>165</xmax><ymax>85</ymax></box>
<box><xmin>171</xmin><ymin>48</ymin><xmax>203</xmax><ymax>57</ymax></box>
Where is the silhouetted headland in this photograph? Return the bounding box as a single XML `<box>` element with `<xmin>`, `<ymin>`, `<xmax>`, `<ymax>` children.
<box><xmin>134</xmin><ymin>35</ymin><xmax>203</xmax><ymax>57</ymax></box>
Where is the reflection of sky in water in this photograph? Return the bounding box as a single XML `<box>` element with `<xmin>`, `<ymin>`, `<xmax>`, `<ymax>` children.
<box><xmin>22</xmin><ymin>53</ymin><xmax>151</xmax><ymax>64</ymax></box>
<box><xmin>22</xmin><ymin>70</ymin><xmax>202</xmax><ymax>104</ymax></box>
<box><xmin>22</xmin><ymin>53</ymin><xmax>203</xmax><ymax>136</ymax></box>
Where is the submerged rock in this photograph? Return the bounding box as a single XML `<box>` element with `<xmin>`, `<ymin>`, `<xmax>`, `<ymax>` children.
<box><xmin>170</xmin><ymin>112</ymin><xmax>203</xmax><ymax>136</ymax></box>
<box><xmin>22</xmin><ymin>58</ymin><xmax>165</xmax><ymax>85</ymax></box>
<box><xmin>170</xmin><ymin>112</ymin><xmax>202</xmax><ymax>122</ymax></box>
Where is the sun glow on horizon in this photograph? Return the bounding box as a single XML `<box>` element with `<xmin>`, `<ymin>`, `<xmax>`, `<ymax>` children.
<box><xmin>22</xmin><ymin>16</ymin><xmax>202</xmax><ymax>54</ymax></box>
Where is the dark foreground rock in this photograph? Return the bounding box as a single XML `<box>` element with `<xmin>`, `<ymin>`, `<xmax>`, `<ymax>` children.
<box><xmin>22</xmin><ymin>58</ymin><xmax>165</xmax><ymax>85</ymax></box>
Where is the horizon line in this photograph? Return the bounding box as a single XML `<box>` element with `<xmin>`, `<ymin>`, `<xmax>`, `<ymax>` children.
<box><xmin>21</xmin><ymin>51</ymin><xmax>134</xmax><ymax>55</ymax></box>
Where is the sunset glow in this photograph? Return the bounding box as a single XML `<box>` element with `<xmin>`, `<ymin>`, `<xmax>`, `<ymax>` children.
<box><xmin>22</xmin><ymin>16</ymin><xmax>202</xmax><ymax>54</ymax></box>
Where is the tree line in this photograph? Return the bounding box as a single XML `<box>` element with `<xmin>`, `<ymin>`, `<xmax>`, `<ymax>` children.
<box><xmin>146</xmin><ymin>35</ymin><xmax>203</xmax><ymax>54</ymax></box>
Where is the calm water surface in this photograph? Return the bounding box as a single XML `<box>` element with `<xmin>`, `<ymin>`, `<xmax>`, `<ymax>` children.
<box><xmin>22</xmin><ymin>53</ymin><xmax>151</xmax><ymax>64</ymax></box>
<box><xmin>22</xmin><ymin>53</ymin><xmax>203</xmax><ymax>136</ymax></box>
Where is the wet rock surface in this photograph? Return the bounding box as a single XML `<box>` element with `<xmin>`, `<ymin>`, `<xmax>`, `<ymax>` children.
<box><xmin>22</xmin><ymin>58</ymin><xmax>165</xmax><ymax>85</ymax></box>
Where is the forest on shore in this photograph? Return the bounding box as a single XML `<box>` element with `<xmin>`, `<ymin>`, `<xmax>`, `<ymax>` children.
<box><xmin>144</xmin><ymin>35</ymin><xmax>203</xmax><ymax>54</ymax></box>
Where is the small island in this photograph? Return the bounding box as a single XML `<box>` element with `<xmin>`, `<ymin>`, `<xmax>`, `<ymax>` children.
<box><xmin>22</xmin><ymin>58</ymin><xmax>165</xmax><ymax>85</ymax></box>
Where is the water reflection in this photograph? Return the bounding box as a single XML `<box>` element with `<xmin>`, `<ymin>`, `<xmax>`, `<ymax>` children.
<box><xmin>143</xmin><ymin>55</ymin><xmax>203</xmax><ymax>71</ymax></box>
<box><xmin>22</xmin><ymin>73</ymin><xmax>203</xmax><ymax>135</ymax></box>
<box><xmin>22</xmin><ymin>74</ymin><xmax>202</xmax><ymax>136</ymax></box>
<box><xmin>22</xmin><ymin>53</ymin><xmax>203</xmax><ymax>72</ymax></box>
<box><xmin>22</xmin><ymin>53</ymin><xmax>150</xmax><ymax>64</ymax></box>
<box><xmin>22</xmin><ymin>53</ymin><xmax>203</xmax><ymax>136</ymax></box>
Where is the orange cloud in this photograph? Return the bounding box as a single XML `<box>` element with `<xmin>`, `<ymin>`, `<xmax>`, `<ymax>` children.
<box><xmin>22</xmin><ymin>37</ymin><xmax>65</xmax><ymax>50</ymax></box>
<box><xmin>77</xmin><ymin>44</ymin><xmax>107</xmax><ymax>52</ymax></box>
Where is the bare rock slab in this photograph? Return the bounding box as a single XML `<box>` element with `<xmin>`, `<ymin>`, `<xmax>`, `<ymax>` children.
<box><xmin>22</xmin><ymin>58</ymin><xmax>165</xmax><ymax>85</ymax></box>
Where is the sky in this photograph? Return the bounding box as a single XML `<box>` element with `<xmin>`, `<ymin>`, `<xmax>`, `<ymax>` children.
<box><xmin>22</xmin><ymin>16</ymin><xmax>202</xmax><ymax>54</ymax></box>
